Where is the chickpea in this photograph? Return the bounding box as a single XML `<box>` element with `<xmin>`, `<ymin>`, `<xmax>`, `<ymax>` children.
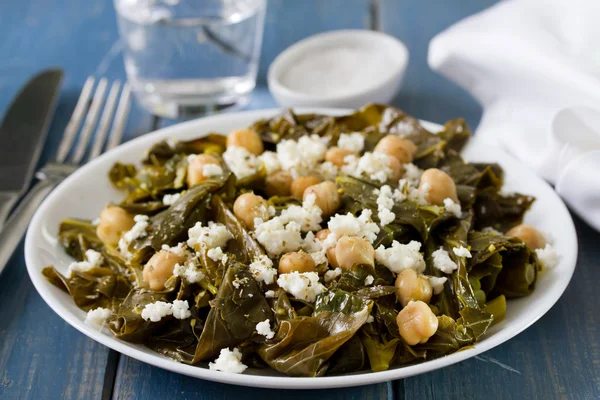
<box><xmin>96</xmin><ymin>206</ymin><xmax>135</xmax><ymax>246</ymax></box>
<box><xmin>304</xmin><ymin>181</ymin><xmax>340</xmax><ymax>217</ymax></box>
<box><xmin>233</xmin><ymin>193</ymin><xmax>270</xmax><ymax>229</ymax></box>
<box><xmin>335</xmin><ymin>236</ymin><xmax>374</xmax><ymax>269</ymax></box>
<box><xmin>266</xmin><ymin>171</ymin><xmax>293</xmax><ymax>197</ymax></box>
<box><xmin>226</xmin><ymin>128</ymin><xmax>264</xmax><ymax>155</ymax></box>
<box><xmin>325</xmin><ymin>147</ymin><xmax>357</xmax><ymax>167</ymax></box>
<box><xmin>375</xmin><ymin>136</ymin><xmax>417</xmax><ymax>164</ymax></box>
<box><xmin>418</xmin><ymin>168</ymin><xmax>458</xmax><ymax>206</ymax></box>
<box><xmin>291</xmin><ymin>176</ymin><xmax>321</xmax><ymax>198</ymax></box>
<box><xmin>316</xmin><ymin>229</ymin><xmax>339</xmax><ymax>268</ymax></box>
<box><xmin>506</xmin><ymin>224</ymin><xmax>547</xmax><ymax>250</ymax></box>
<box><xmin>278</xmin><ymin>251</ymin><xmax>316</xmax><ymax>274</ymax></box>
<box><xmin>143</xmin><ymin>250</ymin><xmax>186</xmax><ymax>291</ymax></box>
<box><xmin>187</xmin><ymin>154</ymin><xmax>221</xmax><ymax>187</ymax></box>
<box><xmin>396</xmin><ymin>300</ymin><xmax>439</xmax><ymax>345</ymax></box>
<box><xmin>395</xmin><ymin>269</ymin><xmax>433</xmax><ymax>307</ymax></box>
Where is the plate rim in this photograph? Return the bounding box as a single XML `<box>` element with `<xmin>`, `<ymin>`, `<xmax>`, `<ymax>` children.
<box><xmin>24</xmin><ymin>107</ymin><xmax>578</xmax><ymax>389</ymax></box>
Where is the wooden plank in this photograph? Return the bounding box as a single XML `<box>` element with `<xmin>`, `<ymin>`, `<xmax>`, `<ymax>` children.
<box><xmin>113</xmin><ymin>355</ymin><xmax>392</xmax><ymax>400</ymax></box>
<box><xmin>379</xmin><ymin>0</ymin><xmax>498</xmax><ymax>129</ymax></box>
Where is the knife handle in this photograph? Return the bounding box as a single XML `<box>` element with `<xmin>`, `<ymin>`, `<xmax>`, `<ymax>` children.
<box><xmin>0</xmin><ymin>179</ymin><xmax>57</xmax><ymax>275</ymax></box>
<box><xmin>0</xmin><ymin>192</ymin><xmax>18</xmax><ymax>230</ymax></box>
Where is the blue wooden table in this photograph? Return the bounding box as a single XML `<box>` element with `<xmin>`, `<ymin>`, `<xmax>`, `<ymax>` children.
<box><xmin>1</xmin><ymin>1</ymin><xmax>599</xmax><ymax>399</ymax></box>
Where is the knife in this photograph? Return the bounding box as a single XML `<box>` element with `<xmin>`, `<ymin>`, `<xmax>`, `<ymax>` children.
<box><xmin>0</xmin><ymin>69</ymin><xmax>64</xmax><ymax>229</ymax></box>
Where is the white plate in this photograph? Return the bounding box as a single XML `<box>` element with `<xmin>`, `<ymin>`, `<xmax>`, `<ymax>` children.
<box><xmin>25</xmin><ymin>108</ymin><xmax>578</xmax><ymax>389</ymax></box>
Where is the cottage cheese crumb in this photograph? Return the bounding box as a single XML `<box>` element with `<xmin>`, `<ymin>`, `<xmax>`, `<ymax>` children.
<box><xmin>254</xmin><ymin>218</ymin><xmax>304</xmax><ymax>256</ymax></box>
<box><xmin>118</xmin><ymin>214</ymin><xmax>149</xmax><ymax>256</ymax></box>
<box><xmin>481</xmin><ymin>226</ymin><xmax>502</xmax><ymax>235</ymax></box>
<box><xmin>276</xmin><ymin>135</ymin><xmax>328</xmax><ymax>177</ymax></box>
<box><xmin>209</xmin><ymin>348</ymin><xmax>247</xmax><ymax>374</ymax></box>
<box><xmin>173</xmin><ymin>262</ymin><xmax>205</xmax><ymax>284</ymax></box>
<box><xmin>317</xmin><ymin>161</ymin><xmax>340</xmax><ymax>181</ymax></box>
<box><xmin>535</xmin><ymin>244</ymin><xmax>559</xmax><ymax>268</ymax></box>
<box><xmin>202</xmin><ymin>163</ymin><xmax>224</xmax><ymax>178</ymax></box>
<box><xmin>249</xmin><ymin>255</ymin><xmax>278</xmax><ymax>284</ymax></box>
<box><xmin>443</xmin><ymin>198</ymin><xmax>462</xmax><ymax>218</ymax></box>
<box><xmin>256</xmin><ymin>319</ymin><xmax>275</xmax><ymax>339</ymax></box>
<box><xmin>324</xmin><ymin>267</ymin><xmax>342</xmax><ymax>282</ymax></box>
<box><xmin>375</xmin><ymin>240</ymin><xmax>426</xmax><ymax>273</ymax></box>
<box><xmin>207</xmin><ymin>247</ymin><xmax>228</xmax><ymax>264</ymax></box>
<box><xmin>328</xmin><ymin>209</ymin><xmax>380</xmax><ymax>243</ymax></box>
<box><xmin>403</xmin><ymin>163</ymin><xmax>423</xmax><ymax>184</ymax></box>
<box><xmin>67</xmin><ymin>249</ymin><xmax>104</xmax><ymax>277</ymax></box>
<box><xmin>364</xmin><ymin>275</ymin><xmax>374</xmax><ymax>286</ymax></box>
<box><xmin>85</xmin><ymin>307</ymin><xmax>112</xmax><ymax>329</ymax></box>
<box><xmin>345</xmin><ymin>152</ymin><xmax>396</xmax><ymax>183</ymax></box>
<box><xmin>428</xmin><ymin>276</ymin><xmax>448</xmax><ymax>294</ymax></box>
<box><xmin>187</xmin><ymin>222</ymin><xmax>233</xmax><ymax>250</ymax></box>
<box><xmin>141</xmin><ymin>301</ymin><xmax>173</xmax><ymax>322</ymax></box>
<box><xmin>278</xmin><ymin>192</ymin><xmax>323</xmax><ymax>232</ymax></box>
<box><xmin>223</xmin><ymin>145</ymin><xmax>259</xmax><ymax>179</ymax></box>
<box><xmin>432</xmin><ymin>248</ymin><xmax>458</xmax><ymax>274</ymax></box>
<box><xmin>376</xmin><ymin>185</ymin><xmax>396</xmax><ymax>226</ymax></box>
<box><xmin>259</xmin><ymin>151</ymin><xmax>281</xmax><ymax>175</ymax></box>
<box><xmin>453</xmin><ymin>246</ymin><xmax>472</xmax><ymax>258</ymax></box>
<box><xmin>161</xmin><ymin>242</ymin><xmax>187</xmax><ymax>257</ymax></box>
<box><xmin>171</xmin><ymin>300</ymin><xmax>192</xmax><ymax>319</ymax></box>
<box><xmin>264</xmin><ymin>290</ymin><xmax>276</xmax><ymax>298</ymax></box>
<box><xmin>277</xmin><ymin>271</ymin><xmax>326</xmax><ymax>303</ymax></box>
<box><xmin>337</xmin><ymin>132</ymin><xmax>365</xmax><ymax>153</ymax></box>
<box><xmin>162</xmin><ymin>193</ymin><xmax>181</xmax><ymax>206</ymax></box>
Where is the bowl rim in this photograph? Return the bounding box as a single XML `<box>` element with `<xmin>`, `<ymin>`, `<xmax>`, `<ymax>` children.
<box><xmin>24</xmin><ymin>107</ymin><xmax>578</xmax><ymax>389</ymax></box>
<box><xmin>267</xmin><ymin>29</ymin><xmax>409</xmax><ymax>104</ymax></box>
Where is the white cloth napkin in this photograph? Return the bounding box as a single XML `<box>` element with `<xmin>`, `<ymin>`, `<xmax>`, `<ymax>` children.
<box><xmin>428</xmin><ymin>0</ymin><xmax>600</xmax><ymax>231</ymax></box>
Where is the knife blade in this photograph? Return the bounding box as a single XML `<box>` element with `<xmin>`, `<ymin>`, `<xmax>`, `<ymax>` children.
<box><xmin>0</xmin><ymin>69</ymin><xmax>63</xmax><ymax>228</ymax></box>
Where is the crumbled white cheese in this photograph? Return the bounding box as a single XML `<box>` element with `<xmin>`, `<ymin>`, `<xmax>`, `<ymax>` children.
<box><xmin>209</xmin><ymin>348</ymin><xmax>247</xmax><ymax>374</ymax></box>
<box><xmin>345</xmin><ymin>152</ymin><xmax>396</xmax><ymax>183</ymax></box>
<box><xmin>375</xmin><ymin>240</ymin><xmax>426</xmax><ymax>273</ymax></box>
<box><xmin>443</xmin><ymin>198</ymin><xmax>462</xmax><ymax>218</ymax></box>
<box><xmin>337</xmin><ymin>132</ymin><xmax>365</xmax><ymax>153</ymax></box>
<box><xmin>173</xmin><ymin>262</ymin><xmax>205</xmax><ymax>284</ymax></box>
<box><xmin>278</xmin><ymin>193</ymin><xmax>323</xmax><ymax>232</ymax></box>
<box><xmin>162</xmin><ymin>193</ymin><xmax>181</xmax><ymax>206</ymax></box>
<box><xmin>91</xmin><ymin>217</ymin><xmax>101</xmax><ymax>226</ymax></box>
<box><xmin>187</xmin><ymin>222</ymin><xmax>233</xmax><ymax>250</ymax></box>
<box><xmin>432</xmin><ymin>247</ymin><xmax>458</xmax><ymax>274</ymax></box>
<box><xmin>264</xmin><ymin>290</ymin><xmax>276</xmax><ymax>298</ymax></box>
<box><xmin>118</xmin><ymin>214</ymin><xmax>149</xmax><ymax>256</ymax></box>
<box><xmin>85</xmin><ymin>307</ymin><xmax>112</xmax><ymax>329</ymax></box>
<box><xmin>141</xmin><ymin>301</ymin><xmax>173</xmax><ymax>322</ymax></box>
<box><xmin>328</xmin><ymin>209</ymin><xmax>380</xmax><ymax>243</ymax></box>
<box><xmin>187</xmin><ymin>153</ymin><xmax>198</xmax><ymax>162</ymax></box>
<box><xmin>276</xmin><ymin>134</ymin><xmax>328</xmax><ymax>177</ymax></box>
<box><xmin>202</xmin><ymin>163</ymin><xmax>224</xmax><ymax>178</ymax></box>
<box><xmin>259</xmin><ymin>151</ymin><xmax>281</xmax><ymax>175</ymax></box>
<box><xmin>403</xmin><ymin>163</ymin><xmax>423</xmax><ymax>184</ymax></box>
<box><xmin>481</xmin><ymin>226</ymin><xmax>502</xmax><ymax>235</ymax></box>
<box><xmin>302</xmin><ymin>231</ymin><xmax>322</xmax><ymax>253</ymax></box>
<box><xmin>376</xmin><ymin>185</ymin><xmax>396</xmax><ymax>226</ymax></box>
<box><xmin>207</xmin><ymin>247</ymin><xmax>228</xmax><ymax>264</ymax></box>
<box><xmin>254</xmin><ymin>218</ymin><xmax>304</xmax><ymax>256</ymax></box>
<box><xmin>317</xmin><ymin>161</ymin><xmax>340</xmax><ymax>181</ymax></box>
<box><xmin>453</xmin><ymin>246</ymin><xmax>472</xmax><ymax>258</ymax></box>
<box><xmin>171</xmin><ymin>300</ymin><xmax>192</xmax><ymax>319</ymax></box>
<box><xmin>324</xmin><ymin>267</ymin><xmax>342</xmax><ymax>282</ymax></box>
<box><xmin>535</xmin><ymin>244</ymin><xmax>559</xmax><ymax>268</ymax></box>
<box><xmin>255</xmin><ymin>319</ymin><xmax>275</xmax><ymax>339</ymax></box>
<box><xmin>67</xmin><ymin>249</ymin><xmax>104</xmax><ymax>277</ymax></box>
<box><xmin>223</xmin><ymin>145</ymin><xmax>259</xmax><ymax>179</ymax></box>
<box><xmin>277</xmin><ymin>271</ymin><xmax>326</xmax><ymax>302</ymax></box>
<box><xmin>364</xmin><ymin>275</ymin><xmax>374</xmax><ymax>286</ymax></box>
<box><xmin>249</xmin><ymin>255</ymin><xmax>278</xmax><ymax>284</ymax></box>
<box><xmin>428</xmin><ymin>276</ymin><xmax>448</xmax><ymax>294</ymax></box>
<box><xmin>366</xmin><ymin>315</ymin><xmax>375</xmax><ymax>323</ymax></box>
<box><xmin>408</xmin><ymin>181</ymin><xmax>430</xmax><ymax>205</ymax></box>
<box><xmin>161</xmin><ymin>242</ymin><xmax>187</xmax><ymax>257</ymax></box>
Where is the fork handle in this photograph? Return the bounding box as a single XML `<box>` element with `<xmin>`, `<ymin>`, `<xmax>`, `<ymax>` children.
<box><xmin>0</xmin><ymin>179</ymin><xmax>57</xmax><ymax>275</ymax></box>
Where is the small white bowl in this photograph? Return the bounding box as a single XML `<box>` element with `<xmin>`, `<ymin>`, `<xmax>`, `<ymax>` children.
<box><xmin>267</xmin><ymin>30</ymin><xmax>409</xmax><ymax>108</ymax></box>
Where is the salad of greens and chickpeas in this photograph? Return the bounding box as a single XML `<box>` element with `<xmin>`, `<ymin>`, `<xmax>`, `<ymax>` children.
<box><xmin>43</xmin><ymin>104</ymin><xmax>559</xmax><ymax>376</ymax></box>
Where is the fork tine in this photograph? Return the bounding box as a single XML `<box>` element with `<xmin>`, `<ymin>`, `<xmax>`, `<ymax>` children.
<box><xmin>106</xmin><ymin>83</ymin><xmax>131</xmax><ymax>150</ymax></box>
<box><xmin>88</xmin><ymin>81</ymin><xmax>121</xmax><ymax>161</ymax></box>
<box><xmin>70</xmin><ymin>78</ymin><xmax>108</xmax><ymax>164</ymax></box>
<box><xmin>55</xmin><ymin>77</ymin><xmax>95</xmax><ymax>163</ymax></box>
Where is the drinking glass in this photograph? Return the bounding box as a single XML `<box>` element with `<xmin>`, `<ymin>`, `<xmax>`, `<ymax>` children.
<box><xmin>114</xmin><ymin>0</ymin><xmax>266</xmax><ymax>118</ymax></box>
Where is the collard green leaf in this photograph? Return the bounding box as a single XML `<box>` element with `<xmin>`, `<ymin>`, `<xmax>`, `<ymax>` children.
<box><xmin>192</xmin><ymin>263</ymin><xmax>273</xmax><ymax>362</ymax></box>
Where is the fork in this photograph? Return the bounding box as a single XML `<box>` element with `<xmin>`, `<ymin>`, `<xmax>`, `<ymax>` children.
<box><xmin>0</xmin><ymin>76</ymin><xmax>131</xmax><ymax>273</ymax></box>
